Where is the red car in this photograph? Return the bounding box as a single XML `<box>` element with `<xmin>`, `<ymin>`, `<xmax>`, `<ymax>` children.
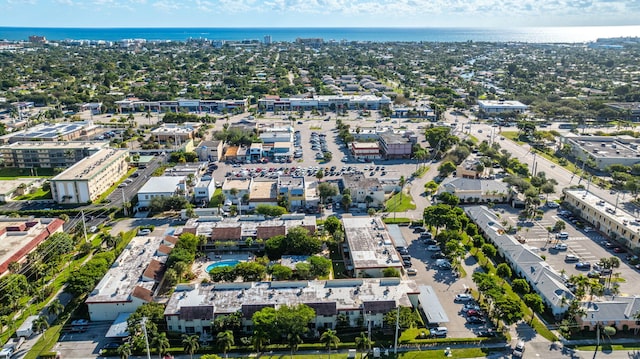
<box><xmin>614</xmin><ymin>247</ymin><xmax>626</xmax><ymax>253</ymax></box>
<box><xmin>467</xmin><ymin>310</ymin><xmax>483</xmax><ymax>317</ymax></box>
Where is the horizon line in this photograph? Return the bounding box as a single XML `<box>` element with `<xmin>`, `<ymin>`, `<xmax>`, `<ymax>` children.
<box><xmin>2</xmin><ymin>25</ymin><xmax>640</xmax><ymax>29</ymax></box>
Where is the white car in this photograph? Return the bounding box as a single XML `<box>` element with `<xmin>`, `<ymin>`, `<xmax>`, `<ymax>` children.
<box><xmin>406</xmin><ymin>268</ymin><xmax>418</xmax><ymax>276</ymax></box>
<box><xmin>455</xmin><ymin>293</ymin><xmax>473</xmax><ymax>302</ymax></box>
<box><xmin>430</xmin><ymin>326</ymin><xmax>448</xmax><ymax>337</ymax></box>
<box><xmin>554</xmin><ymin>243</ymin><xmax>568</xmax><ymax>251</ymax></box>
<box><xmin>138</xmin><ymin>228</ymin><xmax>151</xmax><ymax>236</ymax></box>
<box><xmin>513</xmin><ymin>341</ymin><xmax>525</xmax><ymax>358</ymax></box>
<box><xmin>546</xmin><ymin>201</ymin><xmax>560</xmax><ymax>208</ymax></box>
<box><xmin>426</xmin><ymin>245</ymin><xmax>441</xmax><ymax>251</ymax></box>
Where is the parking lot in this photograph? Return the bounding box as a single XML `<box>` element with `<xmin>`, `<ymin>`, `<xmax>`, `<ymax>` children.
<box><xmin>398</xmin><ymin>226</ymin><xmax>497</xmax><ymax>339</ymax></box>
<box><xmin>498</xmin><ymin>204</ymin><xmax>639</xmax><ymax>295</ymax></box>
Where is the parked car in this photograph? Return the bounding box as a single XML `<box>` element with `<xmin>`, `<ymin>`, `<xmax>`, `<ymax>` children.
<box><xmin>554</xmin><ymin>243</ymin><xmax>568</xmax><ymax>251</ymax></box>
<box><xmin>546</xmin><ymin>201</ymin><xmax>560</xmax><ymax>208</ymax></box>
<box><xmin>431</xmin><ymin>252</ymin><xmax>447</xmax><ymax>259</ymax></box>
<box><xmin>423</xmin><ymin>239</ymin><xmax>437</xmax><ymax>245</ymax></box>
<box><xmin>565</xmin><ymin>254</ymin><xmax>580</xmax><ymax>262</ymax></box>
<box><xmin>455</xmin><ymin>294</ymin><xmax>473</xmax><ymax>302</ymax></box>
<box><xmin>556</xmin><ymin>232</ymin><xmax>569</xmax><ymax>240</ymax></box>
<box><xmin>406</xmin><ymin>268</ymin><xmax>418</xmax><ymax>276</ymax></box>
<box><xmin>477</xmin><ymin>330</ymin><xmax>497</xmax><ymax>338</ymax></box>
<box><xmin>138</xmin><ymin>228</ymin><xmax>152</xmax><ymax>236</ymax></box>
<box><xmin>466</xmin><ymin>309</ymin><xmax>483</xmax><ymax>317</ymax></box>
<box><xmin>575</xmin><ymin>262</ymin><xmax>591</xmax><ymax>270</ymax></box>
<box><xmin>614</xmin><ymin>247</ymin><xmax>627</xmax><ymax>253</ymax></box>
<box><xmin>466</xmin><ymin>316</ymin><xmax>486</xmax><ymax>324</ymax></box>
<box><xmin>463</xmin><ymin>304</ymin><xmax>481</xmax><ymax>313</ymax></box>
<box><xmin>429</xmin><ymin>327</ymin><xmax>448</xmax><ymax>337</ymax></box>
<box><xmin>513</xmin><ymin>341</ymin><xmax>525</xmax><ymax>358</ymax></box>
<box><xmin>420</xmin><ymin>232</ymin><xmax>433</xmax><ymax>239</ymax></box>
<box><xmin>426</xmin><ymin>245</ymin><xmax>441</xmax><ymax>251</ymax></box>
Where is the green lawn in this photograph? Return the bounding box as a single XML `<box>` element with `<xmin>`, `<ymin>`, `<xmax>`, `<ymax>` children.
<box><xmin>15</xmin><ymin>187</ymin><xmax>53</xmax><ymax>200</ymax></box>
<box><xmin>500</xmin><ymin>131</ymin><xmax>524</xmax><ymax>144</ymax></box>
<box><xmin>385</xmin><ymin>192</ymin><xmax>416</xmax><ymax>212</ymax></box>
<box><xmin>413</xmin><ymin>165</ymin><xmax>430</xmax><ymax>178</ymax></box>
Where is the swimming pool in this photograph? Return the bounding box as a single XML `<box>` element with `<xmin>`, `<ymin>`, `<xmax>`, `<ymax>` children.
<box><xmin>206</xmin><ymin>259</ymin><xmax>241</xmax><ymax>272</ymax></box>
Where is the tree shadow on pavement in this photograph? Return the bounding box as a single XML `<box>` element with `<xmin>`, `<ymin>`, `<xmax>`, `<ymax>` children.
<box><xmin>514</xmin><ymin>321</ymin><xmax>536</xmax><ymax>341</ymax></box>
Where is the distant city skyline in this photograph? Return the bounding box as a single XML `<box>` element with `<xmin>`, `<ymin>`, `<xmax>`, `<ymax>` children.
<box><xmin>2</xmin><ymin>0</ymin><xmax>640</xmax><ymax>28</ymax></box>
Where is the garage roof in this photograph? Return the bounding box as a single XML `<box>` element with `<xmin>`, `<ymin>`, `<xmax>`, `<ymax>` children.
<box><xmin>418</xmin><ymin>285</ymin><xmax>449</xmax><ymax>324</ymax></box>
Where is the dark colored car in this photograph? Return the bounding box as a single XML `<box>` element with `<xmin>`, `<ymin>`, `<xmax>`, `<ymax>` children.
<box><xmin>477</xmin><ymin>330</ymin><xmax>497</xmax><ymax>338</ymax></box>
<box><xmin>613</xmin><ymin>247</ymin><xmax>626</xmax><ymax>253</ymax></box>
<box><xmin>431</xmin><ymin>252</ymin><xmax>447</xmax><ymax>259</ymax></box>
<box><xmin>466</xmin><ymin>317</ymin><xmax>486</xmax><ymax>324</ymax></box>
<box><xmin>102</xmin><ymin>342</ymin><xmax>121</xmax><ymax>350</ymax></box>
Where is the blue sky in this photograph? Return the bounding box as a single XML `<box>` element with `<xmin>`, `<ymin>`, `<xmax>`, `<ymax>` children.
<box><xmin>2</xmin><ymin>0</ymin><xmax>640</xmax><ymax>27</ymax></box>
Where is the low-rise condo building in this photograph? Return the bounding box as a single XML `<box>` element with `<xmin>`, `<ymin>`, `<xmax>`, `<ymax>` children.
<box><xmin>50</xmin><ymin>148</ymin><xmax>128</xmax><ymax>204</ymax></box>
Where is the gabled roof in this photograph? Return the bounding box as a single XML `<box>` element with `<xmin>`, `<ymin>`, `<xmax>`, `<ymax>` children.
<box><xmin>157</xmin><ymin>244</ymin><xmax>173</xmax><ymax>256</ymax></box>
<box><xmin>179</xmin><ymin>306</ymin><xmax>215</xmax><ymax>321</ymax></box>
<box><xmin>256</xmin><ymin>225</ymin><xmax>286</xmax><ymax>239</ymax></box>
<box><xmin>131</xmin><ymin>286</ymin><xmax>153</xmax><ymax>303</ymax></box>
<box><xmin>582</xmin><ymin>297</ymin><xmax>640</xmax><ymax>322</ymax></box>
<box><xmin>143</xmin><ymin>259</ymin><xmax>166</xmax><ymax>282</ymax></box>
<box><xmin>465</xmin><ymin>206</ymin><xmax>574</xmax><ymax>314</ymax></box>
<box><xmin>211</xmin><ymin>227</ymin><xmax>242</xmax><ymax>241</ymax></box>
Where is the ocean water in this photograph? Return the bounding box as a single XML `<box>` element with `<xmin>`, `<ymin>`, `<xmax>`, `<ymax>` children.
<box><xmin>0</xmin><ymin>26</ymin><xmax>639</xmax><ymax>43</ymax></box>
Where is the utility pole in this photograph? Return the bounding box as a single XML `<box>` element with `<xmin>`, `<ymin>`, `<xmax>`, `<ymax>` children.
<box><xmin>81</xmin><ymin>210</ymin><xmax>88</xmax><ymax>242</ymax></box>
<box><xmin>141</xmin><ymin>317</ymin><xmax>152</xmax><ymax>359</ymax></box>
<box><xmin>393</xmin><ymin>307</ymin><xmax>400</xmax><ymax>355</ymax></box>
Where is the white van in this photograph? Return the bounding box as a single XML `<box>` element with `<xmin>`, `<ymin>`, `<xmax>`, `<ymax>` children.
<box><xmin>556</xmin><ymin>232</ymin><xmax>569</xmax><ymax>240</ymax></box>
<box><xmin>0</xmin><ymin>348</ymin><xmax>13</xmax><ymax>359</ymax></box>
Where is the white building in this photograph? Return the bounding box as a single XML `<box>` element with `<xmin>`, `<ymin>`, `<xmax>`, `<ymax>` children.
<box><xmin>86</xmin><ymin>235</ymin><xmax>169</xmax><ymax>321</ymax></box>
<box><xmin>342</xmin><ymin>217</ymin><xmax>404</xmax><ymax>278</ymax></box>
<box><xmin>50</xmin><ymin>148</ymin><xmax>129</xmax><ymax>204</ymax></box>
<box><xmin>164</xmin><ymin>278</ymin><xmax>419</xmax><ymax>335</ymax></box>
<box><xmin>194</xmin><ymin>178</ymin><xmax>216</xmax><ymax>205</ymax></box>
<box><xmin>477</xmin><ymin>100</ymin><xmax>528</xmax><ymax>114</ymax></box>
<box><xmin>438</xmin><ymin>178</ymin><xmax>510</xmax><ymax>203</ymax></box>
<box><xmin>258</xmin><ymin>94</ymin><xmax>392</xmax><ymax>112</ymax></box>
<box><xmin>137</xmin><ymin>176</ymin><xmax>185</xmax><ymax>208</ymax></box>
<box><xmin>564</xmin><ymin>189</ymin><xmax>640</xmax><ymax>251</ymax></box>
<box><xmin>465</xmin><ymin>206</ymin><xmax>573</xmax><ymax>317</ymax></box>
<box><xmin>561</xmin><ymin>135</ymin><xmax>640</xmax><ymax>170</ymax></box>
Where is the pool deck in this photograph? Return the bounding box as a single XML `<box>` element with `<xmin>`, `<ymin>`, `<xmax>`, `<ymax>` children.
<box><xmin>192</xmin><ymin>253</ymin><xmax>252</xmax><ymax>282</ymax></box>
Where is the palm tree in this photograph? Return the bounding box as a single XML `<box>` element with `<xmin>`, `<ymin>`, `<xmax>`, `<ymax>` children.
<box><xmin>47</xmin><ymin>299</ymin><xmax>64</xmax><ymax>318</ymax></box>
<box><xmin>251</xmin><ymin>330</ymin><xmax>270</xmax><ymax>353</ymax></box>
<box><xmin>320</xmin><ymin>329</ymin><xmax>340</xmax><ymax>359</ymax></box>
<box><xmin>151</xmin><ymin>332</ymin><xmax>170</xmax><ymax>359</ymax></box>
<box><xmin>182</xmin><ymin>334</ymin><xmax>200</xmax><ymax>359</ymax></box>
<box><xmin>216</xmin><ymin>330</ymin><xmax>234</xmax><ymax>359</ymax></box>
<box><xmin>117</xmin><ymin>342</ymin><xmax>132</xmax><ymax>359</ymax></box>
<box><xmin>355</xmin><ymin>332</ymin><xmax>371</xmax><ymax>359</ymax></box>
<box><xmin>32</xmin><ymin>315</ymin><xmax>49</xmax><ymax>336</ymax></box>
<box><xmin>287</xmin><ymin>333</ymin><xmax>302</xmax><ymax>359</ymax></box>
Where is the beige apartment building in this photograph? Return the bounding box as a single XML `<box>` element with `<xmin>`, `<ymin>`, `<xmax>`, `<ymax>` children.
<box><xmin>51</xmin><ymin>148</ymin><xmax>129</xmax><ymax>204</ymax></box>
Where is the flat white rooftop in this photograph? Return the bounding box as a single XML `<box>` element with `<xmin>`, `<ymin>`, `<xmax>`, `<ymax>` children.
<box><xmin>342</xmin><ymin>217</ymin><xmax>402</xmax><ymax>271</ymax></box>
<box><xmin>86</xmin><ymin>235</ymin><xmax>165</xmax><ymax>304</ymax></box>
<box><xmin>164</xmin><ymin>278</ymin><xmax>419</xmax><ymax>316</ymax></box>
<box><xmin>52</xmin><ymin>148</ymin><xmax>127</xmax><ymax>181</ymax></box>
